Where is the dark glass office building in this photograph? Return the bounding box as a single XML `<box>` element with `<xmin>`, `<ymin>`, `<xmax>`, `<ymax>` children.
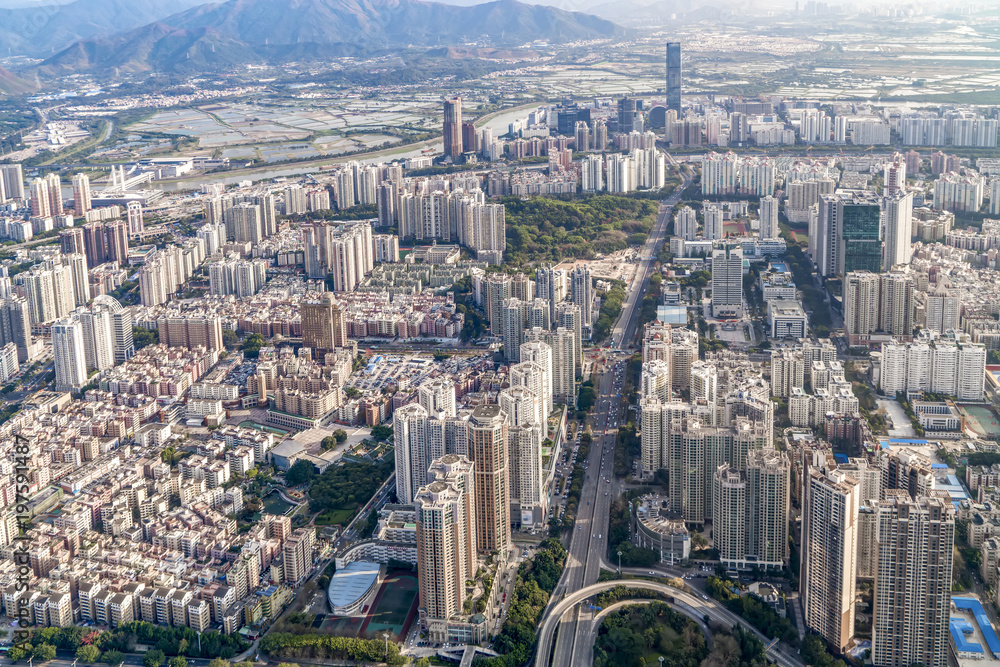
<box><xmin>666</xmin><ymin>42</ymin><xmax>681</xmax><ymax>113</ymax></box>
<box><xmin>842</xmin><ymin>199</ymin><xmax>882</xmax><ymax>274</ymax></box>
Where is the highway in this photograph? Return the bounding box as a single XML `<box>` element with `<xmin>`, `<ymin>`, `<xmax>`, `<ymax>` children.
<box><xmin>542</xmin><ymin>178</ymin><xmax>688</xmax><ymax>667</ymax></box>
<box><xmin>535</xmin><ymin>580</ymin><xmax>803</xmax><ymax>667</ymax></box>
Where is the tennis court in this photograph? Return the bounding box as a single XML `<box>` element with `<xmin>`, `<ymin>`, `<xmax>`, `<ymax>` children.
<box><xmin>359</xmin><ymin>573</ymin><xmax>419</xmax><ymax>640</ymax></box>
<box><xmin>959</xmin><ymin>404</ymin><xmax>1000</xmax><ymax>438</ymax></box>
<box><xmin>315</xmin><ymin>614</ymin><xmax>365</xmax><ymax>637</ymax></box>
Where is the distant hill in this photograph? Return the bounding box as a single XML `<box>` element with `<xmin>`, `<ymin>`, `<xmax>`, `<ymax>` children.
<box><xmin>0</xmin><ymin>0</ymin><xmax>207</xmax><ymax>57</ymax></box>
<box><xmin>38</xmin><ymin>0</ymin><xmax>625</xmax><ymax>74</ymax></box>
<box><xmin>0</xmin><ymin>67</ymin><xmax>33</xmax><ymax>95</ymax></box>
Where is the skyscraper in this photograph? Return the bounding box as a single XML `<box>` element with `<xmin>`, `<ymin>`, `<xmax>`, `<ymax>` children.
<box><xmin>816</xmin><ymin>192</ymin><xmax>882</xmax><ymax>277</ymax></box>
<box><xmin>760</xmin><ymin>195</ymin><xmax>779</xmax><ymax>240</ymax></box>
<box><xmin>711</xmin><ymin>245</ymin><xmax>744</xmax><ymax>318</ymax></box>
<box><xmin>415</xmin><ymin>454</ymin><xmax>477</xmax><ymax>636</ymax></box>
<box><xmin>516</xmin><ymin>340</ymin><xmax>553</xmax><ymax>417</ymax></box>
<box><xmin>300</xmin><ymin>292</ymin><xmax>347</xmax><ymax>355</ymax></box>
<box><xmin>800</xmin><ymin>456</ymin><xmax>860</xmax><ymax>653</ymax></box>
<box><xmin>394</xmin><ymin>404</ymin><xmax>432</xmax><ymax>505</ymax></box>
<box><xmin>570</xmin><ymin>266</ymin><xmax>593</xmax><ymax>332</ymax></box>
<box><xmin>0</xmin><ymin>296</ymin><xmax>33</xmax><ymax>362</ymax></box>
<box><xmin>665</xmin><ymin>42</ymin><xmax>682</xmax><ymax>114</ymax></box>
<box><xmin>468</xmin><ymin>405</ymin><xmax>510</xmax><ymax>553</ymax></box>
<box><xmin>443</xmin><ymin>97</ymin><xmax>463</xmax><ymax>160</ymax></box>
<box><xmin>533</xmin><ymin>266</ymin><xmax>556</xmax><ymax>326</ymax></box>
<box><xmin>0</xmin><ymin>164</ymin><xmax>24</xmax><ymax>202</ymax></box>
<box><xmin>617</xmin><ymin>97</ymin><xmax>640</xmax><ymax>134</ymax></box>
<box><xmin>52</xmin><ymin>316</ymin><xmax>88</xmax><ymax>393</ymax></box>
<box><xmin>746</xmin><ymin>448</ymin><xmax>790</xmax><ymax>569</ymax></box>
<box><xmin>418</xmin><ymin>377</ymin><xmax>457</xmax><ymax>418</ymax></box>
<box><xmin>72</xmin><ymin>173</ymin><xmax>91</xmax><ymax>217</ymax></box>
<box><xmin>713</xmin><ymin>464</ymin><xmax>746</xmax><ymax>567</ymax></box>
<box><xmin>882</xmin><ymin>191</ymin><xmax>914</xmax><ymax>270</ymax></box>
<box><xmin>872</xmin><ymin>492</ymin><xmax>954</xmax><ymax>667</ymax></box>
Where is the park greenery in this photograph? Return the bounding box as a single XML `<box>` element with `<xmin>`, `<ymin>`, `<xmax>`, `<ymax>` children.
<box><xmin>607</xmin><ymin>494</ymin><xmax>657</xmax><ymax>567</ymax></box>
<box><xmin>259</xmin><ymin>634</ymin><xmax>404</xmax><ymax>665</ymax></box>
<box><xmin>476</xmin><ymin>538</ymin><xmax>567</xmax><ymax>667</ymax></box>
<box><xmin>502</xmin><ymin>195</ymin><xmax>659</xmax><ymax>264</ymax></box>
<box><xmin>593</xmin><ymin>284</ymin><xmax>626</xmax><ymax>343</ymax></box>
<box><xmin>309</xmin><ymin>457</ymin><xmax>394</xmax><ymax>525</ymax></box>
<box><xmin>593</xmin><ymin>601</ymin><xmax>767</xmax><ymax>667</ymax></box>
<box><xmin>10</xmin><ymin>623</ymin><xmax>248</xmax><ymax>663</ymax></box>
<box><xmin>706</xmin><ymin>575</ymin><xmax>798</xmax><ymax>646</ymax></box>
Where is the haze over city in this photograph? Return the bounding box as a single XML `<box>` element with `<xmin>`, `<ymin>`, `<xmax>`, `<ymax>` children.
<box><xmin>1</xmin><ymin>1</ymin><xmax>1000</xmax><ymax>667</ymax></box>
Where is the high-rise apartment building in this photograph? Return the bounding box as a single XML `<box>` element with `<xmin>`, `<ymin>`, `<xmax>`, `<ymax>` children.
<box><xmin>569</xmin><ymin>266</ymin><xmax>593</xmax><ymax>332</ymax></box>
<box><xmin>302</xmin><ymin>220</ymin><xmax>374</xmax><ymax>289</ymax></box>
<box><xmin>30</xmin><ymin>174</ymin><xmax>63</xmax><ymax>218</ymax></box>
<box><xmin>704</xmin><ymin>204</ymin><xmax>723</xmax><ymax>240</ymax></box>
<box><xmin>443</xmin><ymin>97</ymin><xmax>463</xmax><ymax>160</ymax></box>
<box><xmin>156</xmin><ymin>315</ymin><xmax>224</xmax><ymax>352</ymax></box>
<box><xmin>468</xmin><ymin>405</ymin><xmax>510</xmax><ymax>554</ymax></box>
<box><xmin>21</xmin><ymin>261</ymin><xmax>78</xmax><ymax>324</ymax></box>
<box><xmin>675</xmin><ymin>206</ymin><xmax>698</xmax><ymax>240</ymax></box>
<box><xmin>882</xmin><ymin>192</ymin><xmax>914</xmax><ymax>270</ymax></box>
<box><xmin>713</xmin><ymin>464</ymin><xmax>746</xmax><ymax>566</ymax></box>
<box><xmin>394</xmin><ymin>404</ymin><xmax>433</xmax><ymax>505</ymax></box>
<box><xmin>516</xmin><ymin>341</ymin><xmax>553</xmax><ymax>417</ymax></box>
<box><xmin>879</xmin><ymin>331</ymin><xmax>986</xmax><ymax>401</ymax></box>
<box><xmin>872</xmin><ymin>492</ymin><xmax>955</xmax><ymax>667</ymax></box>
<box><xmin>52</xmin><ymin>317</ymin><xmax>88</xmax><ymax>393</ymax></box>
<box><xmin>883</xmin><ymin>154</ymin><xmax>906</xmax><ymax>196</ymax></box>
<box><xmin>72</xmin><ymin>173</ymin><xmax>92</xmax><ymax>217</ymax></box>
<box><xmin>419</xmin><ymin>377</ymin><xmax>457</xmax><ymax>418</ymax></box>
<box><xmin>746</xmin><ymin>448</ymin><xmax>790</xmax><ymax>569</ymax></box>
<box><xmin>759</xmin><ymin>195</ymin><xmax>779</xmax><ymax>240</ymax></box>
<box><xmin>300</xmin><ymin>292</ymin><xmax>348</xmax><ymax>355</ymax></box>
<box><xmin>0</xmin><ymin>164</ymin><xmax>24</xmax><ymax>202</ymax></box>
<box><xmin>0</xmin><ymin>296</ymin><xmax>33</xmax><ymax>362</ymax></box>
<box><xmin>800</xmin><ymin>457</ymin><xmax>860</xmax><ymax>653</ymax></box>
<box><xmin>415</xmin><ymin>454</ymin><xmax>477</xmax><ymax>628</ymax></box>
<box><xmin>711</xmin><ymin>245</ymin><xmax>744</xmax><ymax>318</ymax></box>
<box><xmin>281</xmin><ymin>528</ymin><xmax>315</xmax><ymax>585</ymax></box>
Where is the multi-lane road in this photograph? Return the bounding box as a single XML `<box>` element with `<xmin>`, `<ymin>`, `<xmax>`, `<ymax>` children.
<box><xmin>534</xmin><ymin>174</ymin><xmax>807</xmax><ymax>666</ymax></box>
<box><xmin>540</xmin><ymin>179</ymin><xmax>688</xmax><ymax>667</ymax></box>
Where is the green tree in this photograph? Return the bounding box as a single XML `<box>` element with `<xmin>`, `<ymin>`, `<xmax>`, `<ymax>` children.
<box><xmin>333</xmin><ymin>429</ymin><xmax>348</xmax><ymax>444</ymax></box>
<box><xmin>8</xmin><ymin>645</ymin><xmax>31</xmax><ymax>662</ymax></box>
<box><xmin>32</xmin><ymin>645</ymin><xmax>57</xmax><ymax>662</ymax></box>
<box><xmin>223</xmin><ymin>329</ymin><xmax>239</xmax><ymax>350</ymax></box>
<box><xmin>208</xmin><ymin>659</ymin><xmax>229</xmax><ymax>667</ymax></box>
<box><xmin>76</xmin><ymin>645</ymin><xmax>101</xmax><ymax>663</ymax></box>
<box><xmin>101</xmin><ymin>650</ymin><xmax>125</xmax><ymax>665</ymax></box>
<box><xmin>371</xmin><ymin>425</ymin><xmax>392</xmax><ymax>441</ymax></box>
<box><xmin>144</xmin><ymin>649</ymin><xmax>166</xmax><ymax>667</ymax></box>
<box><xmin>320</xmin><ymin>436</ymin><xmax>336</xmax><ymax>451</ymax></box>
<box><xmin>240</xmin><ymin>333</ymin><xmax>266</xmax><ymax>358</ymax></box>
<box><xmin>285</xmin><ymin>459</ymin><xmax>317</xmax><ymax>486</ymax></box>
<box><xmin>169</xmin><ymin>658</ymin><xmax>188</xmax><ymax>667</ymax></box>
<box><xmin>133</xmin><ymin>326</ymin><xmax>159</xmax><ymax>351</ymax></box>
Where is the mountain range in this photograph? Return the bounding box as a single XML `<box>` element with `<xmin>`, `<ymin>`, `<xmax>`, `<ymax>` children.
<box><xmin>0</xmin><ymin>0</ymin><xmax>207</xmax><ymax>58</ymax></box>
<box><xmin>36</xmin><ymin>0</ymin><xmax>625</xmax><ymax>75</ymax></box>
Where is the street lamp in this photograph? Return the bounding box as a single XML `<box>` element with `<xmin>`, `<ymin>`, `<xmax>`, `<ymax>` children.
<box><xmin>617</xmin><ymin>551</ymin><xmax>622</xmax><ymax>576</ymax></box>
<box><xmin>383</xmin><ymin>631</ymin><xmax>391</xmax><ymax>658</ymax></box>
<box><xmin>658</xmin><ymin>658</ymin><xmax>665</xmax><ymax>667</ymax></box>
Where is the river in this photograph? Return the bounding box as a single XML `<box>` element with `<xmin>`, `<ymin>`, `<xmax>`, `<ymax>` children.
<box><xmin>154</xmin><ymin>104</ymin><xmax>542</xmax><ymax>193</ymax></box>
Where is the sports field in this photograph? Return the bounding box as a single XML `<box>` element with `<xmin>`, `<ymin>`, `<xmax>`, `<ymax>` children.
<box><xmin>359</xmin><ymin>573</ymin><xmax>419</xmax><ymax>640</ymax></box>
<box><xmin>959</xmin><ymin>404</ymin><xmax>1000</xmax><ymax>438</ymax></box>
<box><xmin>315</xmin><ymin>615</ymin><xmax>365</xmax><ymax>637</ymax></box>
